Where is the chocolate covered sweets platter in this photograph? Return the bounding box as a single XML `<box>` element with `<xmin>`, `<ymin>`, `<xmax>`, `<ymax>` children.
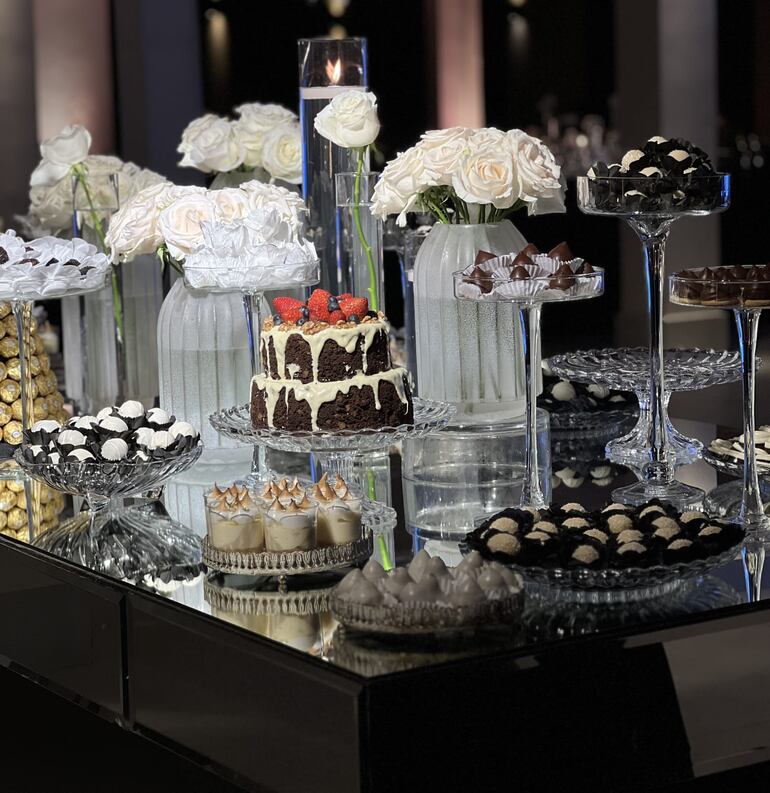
<box><xmin>464</xmin><ymin>499</ymin><xmax>744</xmax><ymax>597</ymax></box>
<box><xmin>549</xmin><ymin>348</ymin><xmax>745</xmax><ymax>471</ymax></box>
<box><xmin>671</xmin><ymin>267</ymin><xmax>770</xmax><ymax>533</ymax></box>
<box><xmin>707</xmin><ymin>427</ymin><xmax>770</xmax><ymax>475</ymax></box>
<box><xmin>16</xmin><ymin>402</ymin><xmax>203</xmax><ymax>579</ymax></box>
<box><xmin>201</xmin><ymin>474</ymin><xmax>395</xmax><ymax>580</ymax></box>
<box><xmin>330</xmin><ymin>552</ymin><xmax>525</xmax><ymax>635</ymax></box>
<box><xmin>578</xmin><ymin>136</ymin><xmax>730</xmax><ymax>508</ymax></box>
<box><xmin>453</xmin><ymin>242</ymin><xmax>604</xmax><ymax>509</ymax></box>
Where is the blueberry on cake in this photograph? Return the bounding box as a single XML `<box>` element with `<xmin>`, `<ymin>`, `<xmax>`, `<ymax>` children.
<box><xmin>251</xmin><ymin>290</ymin><xmax>414</xmax><ymax>432</ymax></box>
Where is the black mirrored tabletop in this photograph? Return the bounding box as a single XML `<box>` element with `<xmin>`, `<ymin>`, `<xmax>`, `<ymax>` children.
<box><xmin>2</xmin><ymin>407</ymin><xmax>770</xmax><ymax>793</ymax></box>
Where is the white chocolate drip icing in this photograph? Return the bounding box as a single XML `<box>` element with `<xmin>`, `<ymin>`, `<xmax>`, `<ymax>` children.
<box><xmin>253</xmin><ymin>367</ymin><xmax>410</xmax><ymax>430</ymax></box>
<box><xmin>262</xmin><ymin>319</ymin><xmax>389</xmax><ymax>382</ymax></box>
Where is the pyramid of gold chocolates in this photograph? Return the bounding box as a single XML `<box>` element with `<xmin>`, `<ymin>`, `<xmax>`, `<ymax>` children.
<box><xmin>0</xmin><ymin>301</ymin><xmax>68</xmax><ymax>445</ymax></box>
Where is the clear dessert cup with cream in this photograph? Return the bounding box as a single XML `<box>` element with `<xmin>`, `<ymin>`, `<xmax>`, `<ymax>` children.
<box><xmin>577</xmin><ymin>138</ymin><xmax>730</xmax><ymax>509</ymax></box>
<box><xmin>671</xmin><ymin>267</ymin><xmax>770</xmax><ymax>534</ymax></box>
<box><xmin>453</xmin><ymin>244</ymin><xmax>604</xmax><ymax>509</ymax></box>
<box><xmin>205</xmin><ymin>484</ymin><xmax>264</xmax><ymax>552</ymax></box>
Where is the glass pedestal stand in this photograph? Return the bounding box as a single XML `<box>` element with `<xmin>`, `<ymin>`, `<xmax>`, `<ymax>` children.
<box><xmin>454</xmin><ymin>265</ymin><xmax>604</xmax><ymax>510</ymax></box>
<box><xmin>17</xmin><ymin>445</ymin><xmax>203</xmax><ymax>580</ymax></box>
<box><xmin>548</xmin><ymin>348</ymin><xmax>743</xmax><ymax>468</ymax></box>
<box><xmin>577</xmin><ymin>174</ymin><xmax>730</xmax><ymax>508</ymax></box>
<box><xmin>670</xmin><ymin>271</ymin><xmax>770</xmax><ymax>535</ymax></box>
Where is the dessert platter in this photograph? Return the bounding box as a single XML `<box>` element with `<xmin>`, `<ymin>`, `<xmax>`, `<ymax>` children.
<box><xmin>537</xmin><ymin>366</ymin><xmax>636</xmax><ymax>435</ymax></box>
<box><xmin>671</xmin><ymin>266</ymin><xmax>770</xmax><ymax>533</ymax></box>
<box><xmin>16</xmin><ymin>401</ymin><xmax>203</xmax><ymax>579</ymax></box>
<box><xmin>578</xmin><ymin>136</ymin><xmax>731</xmax><ymax>507</ymax></box>
<box><xmin>454</xmin><ymin>241</ymin><xmax>604</xmax><ymax>509</ymax></box>
<box><xmin>706</xmin><ymin>428</ymin><xmax>770</xmax><ymax>476</ymax></box>
<box><xmin>330</xmin><ymin>550</ymin><xmax>525</xmax><ymax>635</ymax></box>
<box><xmin>211</xmin><ymin>289</ymin><xmax>454</xmax><ymax>483</ymax></box>
<box><xmin>201</xmin><ymin>473</ymin><xmax>387</xmax><ymax>579</ymax></box>
<box><xmin>463</xmin><ymin>498</ymin><xmax>745</xmax><ymax>599</ymax></box>
<box><xmin>548</xmin><ymin>347</ymin><xmax>744</xmax><ymax>467</ymax></box>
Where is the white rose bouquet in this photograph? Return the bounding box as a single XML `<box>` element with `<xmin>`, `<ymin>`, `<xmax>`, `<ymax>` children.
<box><xmin>106</xmin><ymin>180</ymin><xmax>313</xmax><ymax>288</ymax></box>
<box><xmin>178</xmin><ymin>103</ymin><xmax>301</xmax><ymax>185</ymax></box>
<box><xmin>313</xmin><ymin>90</ymin><xmax>381</xmax><ymax>309</ymax></box>
<box><xmin>24</xmin><ymin>124</ymin><xmax>167</xmax><ymax>342</ymax></box>
<box><xmin>371</xmin><ymin>127</ymin><xmax>565</xmax><ymax>227</ymax></box>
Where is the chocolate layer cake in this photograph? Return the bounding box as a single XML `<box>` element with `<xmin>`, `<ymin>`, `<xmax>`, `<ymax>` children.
<box><xmin>251</xmin><ymin>291</ymin><xmax>414</xmax><ymax>432</ymax></box>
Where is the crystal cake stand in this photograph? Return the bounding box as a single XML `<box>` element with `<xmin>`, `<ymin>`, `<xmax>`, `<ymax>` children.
<box><xmin>549</xmin><ymin>347</ymin><xmax>744</xmax><ymax>467</ymax></box>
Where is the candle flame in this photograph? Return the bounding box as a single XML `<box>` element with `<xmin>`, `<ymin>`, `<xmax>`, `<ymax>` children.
<box><xmin>325</xmin><ymin>58</ymin><xmax>341</xmax><ymax>85</ymax></box>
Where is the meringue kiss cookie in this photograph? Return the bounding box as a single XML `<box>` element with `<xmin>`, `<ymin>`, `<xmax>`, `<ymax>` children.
<box><xmin>101</xmin><ymin>437</ymin><xmax>129</xmax><ymax>461</ymax></box>
<box><xmin>57</xmin><ymin>429</ymin><xmax>87</xmax><ymax>447</ymax></box>
<box><xmin>98</xmin><ymin>416</ymin><xmax>129</xmax><ymax>434</ymax></box>
<box><xmin>147</xmin><ymin>408</ymin><xmax>172</xmax><ymax>427</ymax></box>
<box><xmin>133</xmin><ymin>427</ymin><xmax>155</xmax><ymax>447</ymax></box>
<box><xmin>96</xmin><ymin>406</ymin><xmax>116</xmax><ymax>421</ymax></box>
<box><xmin>67</xmin><ymin>448</ymin><xmax>95</xmax><ymax>462</ymax></box>
<box><xmin>117</xmin><ymin>400</ymin><xmax>144</xmax><ymax>420</ymax></box>
<box><xmin>71</xmin><ymin>415</ymin><xmax>98</xmax><ymax>430</ymax></box>
<box><xmin>149</xmin><ymin>430</ymin><xmax>174</xmax><ymax>450</ymax></box>
<box><xmin>31</xmin><ymin>419</ymin><xmax>62</xmax><ymax>434</ymax></box>
<box><xmin>168</xmin><ymin>421</ymin><xmax>197</xmax><ymax>439</ymax></box>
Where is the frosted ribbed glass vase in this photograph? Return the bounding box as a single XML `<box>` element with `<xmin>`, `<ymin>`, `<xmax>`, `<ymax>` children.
<box><xmin>414</xmin><ymin>221</ymin><xmax>528</xmax><ymax>422</ymax></box>
<box><xmin>157</xmin><ymin>280</ymin><xmax>252</xmax><ymax>467</ymax></box>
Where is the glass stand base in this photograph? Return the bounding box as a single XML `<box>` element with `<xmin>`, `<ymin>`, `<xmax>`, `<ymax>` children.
<box><xmin>611</xmin><ymin>479</ymin><xmax>704</xmax><ymax>510</ymax></box>
<box><xmin>33</xmin><ymin>503</ymin><xmax>202</xmax><ymax>581</ymax></box>
<box><xmin>606</xmin><ymin>403</ymin><xmax>701</xmax><ymax>467</ymax></box>
<box><xmin>705</xmin><ymin>480</ymin><xmax>770</xmax><ymax>518</ymax></box>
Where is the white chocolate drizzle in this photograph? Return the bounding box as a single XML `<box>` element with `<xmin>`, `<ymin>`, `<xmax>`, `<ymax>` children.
<box><xmin>253</xmin><ymin>367</ymin><xmax>410</xmax><ymax>431</ymax></box>
<box><xmin>262</xmin><ymin>319</ymin><xmax>389</xmax><ymax>382</ymax></box>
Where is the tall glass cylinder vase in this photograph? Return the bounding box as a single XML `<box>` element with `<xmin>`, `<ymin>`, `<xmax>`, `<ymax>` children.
<box><xmin>299</xmin><ymin>37</ymin><xmax>367</xmax><ymax>296</ymax></box>
<box><xmin>157</xmin><ymin>279</ymin><xmax>252</xmax><ymax>473</ymax></box>
<box><xmin>335</xmin><ymin>171</ymin><xmax>383</xmax><ymax>310</ymax></box>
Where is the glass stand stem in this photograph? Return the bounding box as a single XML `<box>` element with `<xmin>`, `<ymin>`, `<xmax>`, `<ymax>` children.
<box><xmin>735</xmin><ymin>308</ymin><xmax>766</xmax><ymax>528</ymax></box>
<box><xmin>629</xmin><ymin>219</ymin><xmax>675</xmax><ymax>484</ymax></box>
<box><xmin>520</xmin><ymin>304</ymin><xmax>546</xmax><ymax>509</ymax></box>
<box><xmin>313</xmin><ymin>451</ymin><xmax>356</xmax><ymax>488</ymax></box>
<box><xmin>742</xmin><ymin>540</ymin><xmax>765</xmax><ymax>603</ymax></box>
<box><xmin>243</xmin><ymin>291</ymin><xmax>268</xmax><ymax>478</ymax></box>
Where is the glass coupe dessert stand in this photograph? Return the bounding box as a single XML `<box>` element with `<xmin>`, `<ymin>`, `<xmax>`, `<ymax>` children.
<box><xmin>453</xmin><ymin>267</ymin><xmax>605</xmax><ymax>509</ymax></box>
<box><xmin>577</xmin><ymin>174</ymin><xmax>731</xmax><ymax>507</ymax></box>
<box><xmin>548</xmin><ymin>348</ymin><xmax>744</xmax><ymax>467</ymax></box>
<box><xmin>16</xmin><ymin>444</ymin><xmax>203</xmax><ymax>580</ymax></box>
<box><xmin>670</xmin><ymin>268</ymin><xmax>770</xmax><ymax>535</ymax></box>
<box><xmin>183</xmin><ymin>256</ymin><xmax>320</xmax><ymax>479</ymax></box>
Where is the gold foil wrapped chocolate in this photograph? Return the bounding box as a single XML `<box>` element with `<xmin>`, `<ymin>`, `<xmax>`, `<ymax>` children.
<box><xmin>0</xmin><ymin>379</ymin><xmax>20</xmax><ymax>402</ymax></box>
<box><xmin>4</xmin><ymin>359</ymin><xmax>20</xmax><ymax>381</ymax></box>
<box><xmin>7</xmin><ymin>507</ymin><xmax>26</xmax><ymax>530</ymax></box>
<box><xmin>4</xmin><ymin>421</ymin><xmax>23</xmax><ymax>444</ymax></box>
<box><xmin>0</xmin><ymin>337</ymin><xmax>18</xmax><ymax>358</ymax></box>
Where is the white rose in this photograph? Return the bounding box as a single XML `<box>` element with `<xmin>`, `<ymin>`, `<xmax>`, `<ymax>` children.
<box><xmin>30</xmin><ymin>124</ymin><xmax>92</xmax><ymax>187</ymax></box>
<box><xmin>234</xmin><ymin>103</ymin><xmax>298</xmax><ymax>169</ymax></box>
<box><xmin>416</xmin><ymin>127</ymin><xmax>471</xmax><ymax>185</ymax></box>
<box><xmin>211</xmin><ymin>188</ymin><xmax>250</xmax><ymax>223</ymax></box>
<box><xmin>372</xmin><ymin>146</ymin><xmax>433</xmax><ymax>225</ymax></box>
<box><xmin>451</xmin><ymin>145</ymin><xmax>517</xmax><ymax>210</ymax></box>
<box><xmin>157</xmin><ymin>192</ymin><xmax>218</xmax><ymax>259</ymax></box>
<box><xmin>507</xmin><ymin>129</ymin><xmax>565</xmax><ymax>215</ymax></box>
<box><xmin>240</xmin><ymin>180</ymin><xmax>306</xmax><ymax>230</ymax></box>
<box><xmin>105</xmin><ymin>182</ymin><xmax>175</xmax><ymax>261</ymax></box>
<box><xmin>28</xmin><ymin>181</ymin><xmax>71</xmax><ymax>234</ymax></box>
<box><xmin>314</xmin><ymin>91</ymin><xmax>380</xmax><ymax>149</ymax></box>
<box><xmin>467</xmin><ymin>127</ymin><xmax>507</xmax><ymax>150</ymax></box>
<box><xmin>261</xmin><ymin>122</ymin><xmax>302</xmax><ymax>184</ymax></box>
<box><xmin>177</xmin><ymin>114</ymin><xmax>244</xmax><ymax>173</ymax></box>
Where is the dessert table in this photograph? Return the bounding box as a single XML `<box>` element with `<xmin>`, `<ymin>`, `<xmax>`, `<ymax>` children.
<box><xmin>2</xmin><ymin>409</ymin><xmax>770</xmax><ymax>793</ymax></box>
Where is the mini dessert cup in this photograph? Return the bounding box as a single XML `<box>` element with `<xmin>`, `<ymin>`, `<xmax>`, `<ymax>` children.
<box><xmin>315</xmin><ymin>495</ymin><xmax>363</xmax><ymax>546</ymax></box>
<box><xmin>671</xmin><ymin>266</ymin><xmax>770</xmax><ymax>534</ymax></box>
<box><xmin>205</xmin><ymin>486</ymin><xmax>265</xmax><ymax>553</ymax></box>
<box><xmin>264</xmin><ymin>498</ymin><xmax>318</xmax><ymax>552</ymax></box>
<box><xmin>578</xmin><ymin>174</ymin><xmax>731</xmax><ymax>508</ymax></box>
<box><xmin>453</xmin><ymin>262</ymin><xmax>604</xmax><ymax>509</ymax></box>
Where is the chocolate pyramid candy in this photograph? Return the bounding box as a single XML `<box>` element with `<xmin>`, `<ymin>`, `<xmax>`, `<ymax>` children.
<box><xmin>578</xmin><ymin>262</ymin><xmax>594</xmax><ymax>274</ymax></box>
<box><xmin>548</xmin><ymin>263</ymin><xmax>576</xmax><ymax>290</ymax></box>
<box><xmin>548</xmin><ymin>242</ymin><xmax>573</xmax><ymax>261</ymax></box>
<box><xmin>510</xmin><ymin>266</ymin><xmax>530</xmax><ymax>280</ymax></box>
<box><xmin>519</xmin><ymin>243</ymin><xmax>540</xmax><ymax>258</ymax></box>
<box><xmin>474</xmin><ymin>250</ymin><xmax>497</xmax><ymax>266</ymax></box>
<box><xmin>465</xmin><ymin>265</ymin><xmax>494</xmax><ymax>293</ymax></box>
<box><xmin>512</xmin><ymin>251</ymin><xmax>534</xmax><ymax>268</ymax></box>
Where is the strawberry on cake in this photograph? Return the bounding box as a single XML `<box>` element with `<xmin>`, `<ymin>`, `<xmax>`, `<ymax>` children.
<box><xmin>251</xmin><ymin>289</ymin><xmax>414</xmax><ymax>432</ymax></box>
